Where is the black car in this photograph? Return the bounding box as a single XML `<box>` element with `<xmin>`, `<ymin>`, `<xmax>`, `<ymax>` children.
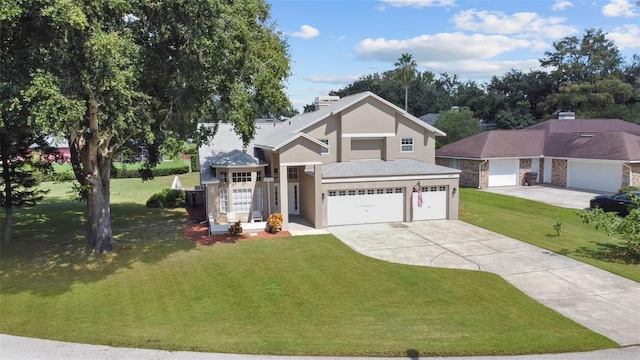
<box><xmin>589</xmin><ymin>190</ymin><xmax>640</xmax><ymax>216</ymax></box>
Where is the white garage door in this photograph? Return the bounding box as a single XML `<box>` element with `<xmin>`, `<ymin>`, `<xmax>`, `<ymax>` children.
<box><xmin>412</xmin><ymin>186</ymin><xmax>447</xmax><ymax>221</ymax></box>
<box><xmin>568</xmin><ymin>161</ymin><xmax>621</xmax><ymax>193</ymax></box>
<box><xmin>327</xmin><ymin>188</ymin><xmax>404</xmax><ymax>226</ymax></box>
<box><xmin>489</xmin><ymin>159</ymin><xmax>519</xmax><ymax>187</ymax></box>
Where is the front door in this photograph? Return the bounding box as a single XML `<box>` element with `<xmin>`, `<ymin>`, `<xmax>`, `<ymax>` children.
<box><xmin>274</xmin><ymin>183</ymin><xmax>300</xmax><ymax>215</ymax></box>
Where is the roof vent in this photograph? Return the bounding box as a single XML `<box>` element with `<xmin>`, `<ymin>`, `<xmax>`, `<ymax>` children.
<box><xmin>558</xmin><ymin>111</ymin><xmax>575</xmax><ymax>120</ymax></box>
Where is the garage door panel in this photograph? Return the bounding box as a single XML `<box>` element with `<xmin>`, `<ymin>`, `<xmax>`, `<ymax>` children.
<box><xmin>412</xmin><ymin>187</ymin><xmax>447</xmax><ymax>220</ymax></box>
<box><xmin>568</xmin><ymin>161</ymin><xmax>621</xmax><ymax>193</ymax></box>
<box><xmin>327</xmin><ymin>190</ymin><xmax>403</xmax><ymax>226</ymax></box>
<box><xmin>489</xmin><ymin>159</ymin><xmax>519</xmax><ymax>187</ymax></box>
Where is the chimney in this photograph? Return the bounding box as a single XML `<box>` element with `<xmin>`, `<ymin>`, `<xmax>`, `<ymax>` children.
<box><xmin>558</xmin><ymin>111</ymin><xmax>575</xmax><ymax>120</ymax></box>
<box><xmin>313</xmin><ymin>96</ymin><xmax>340</xmax><ymax>111</ymax></box>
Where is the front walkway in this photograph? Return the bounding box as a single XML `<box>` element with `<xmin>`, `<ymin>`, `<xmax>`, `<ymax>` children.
<box><xmin>328</xmin><ymin>220</ymin><xmax>640</xmax><ymax>347</ymax></box>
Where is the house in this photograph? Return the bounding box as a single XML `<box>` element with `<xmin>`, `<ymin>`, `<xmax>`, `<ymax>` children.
<box><xmin>435</xmin><ymin>113</ymin><xmax>640</xmax><ymax>193</ymax></box>
<box><xmin>198</xmin><ymin>91</ymin><xmax>461</xmax><ymax>232</ymax></box>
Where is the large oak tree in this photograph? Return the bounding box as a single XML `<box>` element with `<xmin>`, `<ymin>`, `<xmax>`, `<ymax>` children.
<box><xmin>1</xmin><ymin>0</ymin><xmax>291</xmax><ymax>252</ymax></box>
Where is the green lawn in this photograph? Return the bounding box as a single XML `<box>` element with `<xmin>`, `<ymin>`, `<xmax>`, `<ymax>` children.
<box><xmin>459</xmin><ymin>188</ymin><xmax>640</xmax><ymax>282</ymax></box>
<box><xmin>0</xmin><ymin>176</ymin><xmax>623</xmax><ymax>356</ymax></box>
<box><xmin>53</xmin><ymin>160</ymin><xmax>190</xmax><ymax>174</ymax></box>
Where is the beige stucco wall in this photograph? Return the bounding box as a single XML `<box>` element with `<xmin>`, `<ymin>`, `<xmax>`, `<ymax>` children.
<box><xmin>279</xmin><ymin>137</ymin><xmax>323</xmax><ymax>165</ymax></box>
<box><xmin>390</xmin><ymin>116</ymin><xmax>436</xmax><ymax>162</ymax></box>
<box><xmin>341</xmin><ymin>98</ymin><xmax>395</xmax><ymax>135</ymax></box>
<box><xmin>303</xmin><ymin>114</ymin><xmax>340</xmax><ymax>164</ymax></box>
<box><xmin>351</xmin><ymin>138</ymin><xmax>384</xmax><ymax>160</ymax></box>
<box><xmin>551</xmin><ymin>159</ymin><xmax>568</xmax><ymax>187</ymax></box>
<box><xmin>204</xmin><ymin>167</ymin><xmax>267</xmax><ymax>224</ymax></box>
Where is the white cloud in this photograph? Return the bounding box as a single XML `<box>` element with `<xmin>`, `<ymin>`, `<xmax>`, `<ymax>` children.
<box><xmin>424</xmin><ymin>59</ymin><xmax>543</xmax><ymax>82</ymax></box>
<box><xmin>290</xmin><ymin>25</ymin><xmax>320</xmax><ymax>39</ymax></box>
<box><xmin>355</xmin><ymin>32</ymin><xmax>538</xmax><ymax>63</ymax></box>
<box><xmin>607</xmin><ymin>24</ymin><xmax>640</xmax><ymax>50</ymax></box>
<box><xmin>303</xmin><ymin>74</ymin><xmax>363</xmax><ymax>84</ymax></box>
<box><xmin>452</xmin><ymin>9</ymin><xmax>577</xmax><ymax>39</ymax></box>
<box><xmin>379</xmin><ymin>0</ymin><xmax>456</xmax><ymax>8</ymax></box>
<box><xmin>552</xmin><ymin>0</ymin><xmax>573</xmax><ymax>11</ymax></box>
<box><xmin>602</xmin><ymin>0</ymin><xmax>639</xmax><ymax>17</ymax></box>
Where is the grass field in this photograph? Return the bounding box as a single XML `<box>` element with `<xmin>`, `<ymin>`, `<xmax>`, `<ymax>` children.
<box><xmin>0</xmin><ymin>176</ymin><xmax>624</xmax><ymax>356</ymax></box>
<box><xmin>459</xmin><ymin>188</ymin><xmax>639</xmax><ymax>282</ymax></box>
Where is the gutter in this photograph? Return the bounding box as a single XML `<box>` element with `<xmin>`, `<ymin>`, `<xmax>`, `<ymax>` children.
<box><xmin>478</xmin><ymin>159</ymin><xmax>488</xmax><ymax>189</ymax></box>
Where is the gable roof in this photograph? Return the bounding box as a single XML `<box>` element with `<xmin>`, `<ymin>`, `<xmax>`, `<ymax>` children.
<box><xmin>436</xmin><ymin>119</ymin><xmax>640</xmax><ymax>161</ymax></box>
<box><xmin>253</xmin><ymin>91</ymin><xmax>446</xmax><ymax>149</ymax></box>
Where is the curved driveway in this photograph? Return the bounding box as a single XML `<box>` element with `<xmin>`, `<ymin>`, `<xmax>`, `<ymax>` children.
<box><xmin>328</xmin><ymin>220</ymin><xmax>640</xmax><ymax>347</ymax></box>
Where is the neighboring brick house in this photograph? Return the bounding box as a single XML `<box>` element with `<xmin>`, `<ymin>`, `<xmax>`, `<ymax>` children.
<box><xmin>198</xmin><ymin>91</ymin><xmax>461</xmax><ymax>232</ymax></box>
<box><xmin>435</xmin><ymin>115</ymin><xmax>640</xmax><ymax>193</ymax></box>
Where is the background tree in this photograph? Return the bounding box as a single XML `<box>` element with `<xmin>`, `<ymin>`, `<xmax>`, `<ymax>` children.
<box><xmin>4</xmin><ymin>0</ymin><xmax>291</xmax><ymax>252</ymax></box>
<box><xmin>394</xmin><ymin>53</ymin><xmax>417</xmax><ymax>111</ymax></box>
<box><xmin>433</xmin><ymin>107</ymin><xmax>482</xmax><ymax>146</ymax></box>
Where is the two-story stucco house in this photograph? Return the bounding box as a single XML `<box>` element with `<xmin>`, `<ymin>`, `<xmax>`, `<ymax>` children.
<box><xmin>198</xmin><ymin>91</ymin><xmax>461</xmax><ymax>232</ymax></box>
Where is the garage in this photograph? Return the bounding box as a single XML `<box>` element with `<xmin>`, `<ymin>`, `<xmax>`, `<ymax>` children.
<box><xmin>327</xmin><ymin>188</ymin><xmax>404</xmax><ymax>226</ymax></box>
<box><xmin>488</xmin><ymin>159</ymin><xmax>519</xmax><ymax>187</ymax></box>
<box><xmin>568</xmin><ymin>161</ymin><xmax>621</xmax><ymax>193</ymax></box>
<box><xmin>412</xmin><ymin>186</ymin><xmax>447</xmax><ymax>220</ymax></box>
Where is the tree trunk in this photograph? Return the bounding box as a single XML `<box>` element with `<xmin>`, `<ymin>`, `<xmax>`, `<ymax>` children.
<box><xmin>82</xmin><ymin>99</ymin><xmax>115</xmax><ymax>253</ymax></box>
<box><xmin>86</xmin><ymin>161</ymin><xmax>114</xmax><ymax>252</ymax></box>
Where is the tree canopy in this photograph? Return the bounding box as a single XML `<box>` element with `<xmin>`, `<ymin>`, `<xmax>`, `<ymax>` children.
<box><xmin>329</xmin><ymin>28</ymin><xmax>639</xmax><ymax>127</ymax></box>
<box><xmin>1</xmin><ymin>0</ymin><xmax>291</xmax><ymax>252</ymax></box>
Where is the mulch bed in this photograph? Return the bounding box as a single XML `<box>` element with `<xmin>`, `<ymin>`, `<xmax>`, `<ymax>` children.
<box><xmin>184</xmin><ymin>205</ymin><xmax>291</xmax><ymax>246</ymax></box>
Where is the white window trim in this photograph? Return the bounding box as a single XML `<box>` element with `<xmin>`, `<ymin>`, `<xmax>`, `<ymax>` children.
<box><xmin>232</xmin><ymin>188</ymin><xmax>252</xmax><ymax>213</ymax></box>
<box><xmin>401</xmin><ymin>138</ymin><xmax>414</xmax><ymax>153</ymax></box>
<box><xmin>220</xmin><ymin>188</ymin><xmax>228</xmax><ymax>213</ymax></box>
<box><xmin>319</xmin><ymin>139</ymin><xmax>329</xmax><ymax>155</ymax></box>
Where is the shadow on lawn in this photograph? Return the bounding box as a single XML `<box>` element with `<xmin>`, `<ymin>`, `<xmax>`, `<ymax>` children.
<box><xmin>576</xmin><ymin>242</ymin><xmax>637</xmax><ymax>264</ymax></box>
<box><xmin>0</xmin><ymin>198</ymin><xmax>195</xmax><ymax>296</ymax></box>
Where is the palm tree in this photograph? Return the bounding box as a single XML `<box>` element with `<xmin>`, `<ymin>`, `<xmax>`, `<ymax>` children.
<box><xmin>394</xmin><ymin>53</ymin><xmax>417</xmax><ymax>112</ymax></box>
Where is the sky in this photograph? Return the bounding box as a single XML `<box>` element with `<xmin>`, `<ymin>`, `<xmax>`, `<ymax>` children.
<box><xmin>267</xmin><ymin>0</ymin><xmax>640</xmax><ymax>112</ymax></box>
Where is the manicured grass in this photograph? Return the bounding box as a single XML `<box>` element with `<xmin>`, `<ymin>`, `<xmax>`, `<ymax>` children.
<box><xmin>0</xmin><ymin>177</ymin><xmax>620</xmax><ymax>356</ymax></box>
<box><xmin>53</xmin><ymin>160</ymin><xmax>190</xmax><ymax>174</ymax></box>
<box><xmin>459</xmin><ymin>188</ymin><xmax>640</xmax><ymax>282</ymax></box>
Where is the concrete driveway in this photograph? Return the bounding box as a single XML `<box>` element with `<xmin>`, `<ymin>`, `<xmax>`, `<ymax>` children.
<box><xmin>482</xmin><ymin>185</ymin><xmax>609</xmax><ymax>210</ymax></box>
<box><xmin>328</xmin><ymin>220</ymin><xmax>640</xmax><ymax>347</ymax></box>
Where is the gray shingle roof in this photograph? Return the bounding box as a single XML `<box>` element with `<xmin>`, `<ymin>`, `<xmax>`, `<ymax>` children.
<box><xmin>322</xmin><ymin>159</ymin><xmax>460</xmax><ymax>178</ymax></box>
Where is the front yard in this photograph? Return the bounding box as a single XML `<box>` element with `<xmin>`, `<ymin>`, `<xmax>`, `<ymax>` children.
<box><xmin>459</xmin><ymin>188</ymin><xmax>639</xmax><ymax>282</ymax></box>
<box><xmin>0</xmin><ymin>175</ymin><xmax>629</xmax><ymax>356</ymax></box>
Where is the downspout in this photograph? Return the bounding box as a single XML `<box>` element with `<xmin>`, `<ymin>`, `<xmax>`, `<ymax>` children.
<box><xmin>478</xmin><ymin>159</ymin><xmax>488</xmax><ymax>189</ymax></box>
<box><xmin>622</xmin><ymin>163</ymin><xmax>633</xmax><ymax>187</ymax></box>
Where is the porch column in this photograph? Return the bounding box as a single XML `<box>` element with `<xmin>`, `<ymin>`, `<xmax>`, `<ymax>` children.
<box><xmin>279</xmin><ymin>165</ymin><xmax>289</xmax><ymax>231</ymax></box>
<box><xmin>314</xmin><ymin>164</ymin><xmax>323</xmax><ymax>228</ymax></box>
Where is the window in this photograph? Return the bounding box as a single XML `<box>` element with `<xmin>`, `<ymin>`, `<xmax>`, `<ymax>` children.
<box><xmin>401</xmin><ymin>138</ymin><xmax>414</xmax><ymax>152</ymax></box>
<box><xmin>219</xmin><ymin>171</ymin><xmax>227</xmax><ymax>183</ymax></box>
<box><xmin>232</xmin><ymin>189</ymin><xmax>252</xmax><ymax>212</ymax></box>
<box><xmin>232</xmin><ymin>172</ymin><xmax>251</xmax><ymax>183</ymax></box>
<box><xmin>287</xmin><ymin>167</ymin><xmax>298</xmax><ymax>180</ymax></box>
<box><xmin>256</xmin><ymin>187</ymin><xmax>263</xmax><ymax>211</ymax></box>
<box><xmin>256</xmin><ymin>171</ymin><xmax>262</xmax><ymax>181</ymax></box>
<box><xmin>319</xmin><ymin>139</ymin><xmax>329</xmax><ymax>154</ymax></box>
<box><xmin>449</xmin><ymin>158</ymin><xmax>461</xmax><ymax>169</ymax></box>
<box><xmin>220</xmin><ymin>188</ymin><xmax>228</xmax><ymax>212</ymax></box>
<box><xmin>274</xmin><ymin>185</ymin><xmax>279</xmax><ymax>206</ymax></box>
<box><xmin>273</xmin><ymin>168</ymin><xmax>279</xmax><ymax>179</ymax></box>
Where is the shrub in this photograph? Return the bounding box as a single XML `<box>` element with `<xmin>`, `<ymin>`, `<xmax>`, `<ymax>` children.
<box><xmin>553</xmin><ymin>219</ymin><xmax>563</xmax><ymax>236</ymax></box>
<box><xmin>145</xmin><ymin>189</ymin><xmax>186</xmax><ymax>208</ymax></box>
<box><xmin>228</xmin><ymin>220</ymin><xmax>243</xmax><ymax>236</ymax></box>
<box><xmin>266</xmin><ymin>213</ymin><xmax>283</xmax><ymax>234</ymax></box>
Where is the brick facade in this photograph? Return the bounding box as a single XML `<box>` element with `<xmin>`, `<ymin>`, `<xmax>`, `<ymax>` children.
<box><xmin>519</xmin><ymin>159</ymin><xmax>532</xmax><ymax>186</ymax></box>
<box><xmin>623</xmin><ymin>163</ymin><xmax>640</xmax><ymax>188</ymax></box>
<box><xmin>551</xmin><ymin>159</ymin><xmax>567</xmax><ymax>187</ymax></box>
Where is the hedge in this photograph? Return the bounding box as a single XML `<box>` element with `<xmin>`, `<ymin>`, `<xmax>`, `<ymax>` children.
<box><xmin>41</xmin><ymin>164</ymin><xmax>190</xmax><ymax>182</ymax></box>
